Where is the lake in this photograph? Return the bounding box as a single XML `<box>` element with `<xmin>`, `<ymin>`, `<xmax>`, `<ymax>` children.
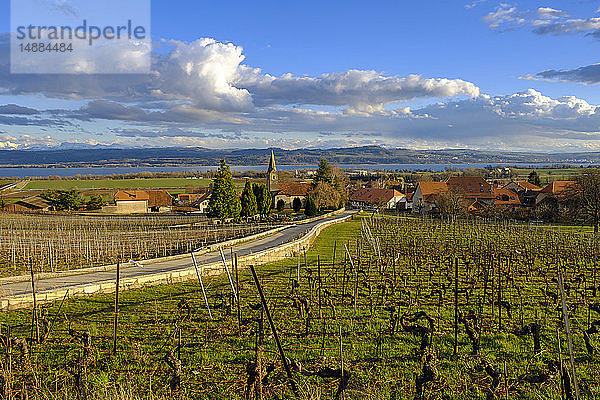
<box><xmin>0</xmin><ymin>163</ymin><xmax>570</xmax><ymax>178</ymax></box>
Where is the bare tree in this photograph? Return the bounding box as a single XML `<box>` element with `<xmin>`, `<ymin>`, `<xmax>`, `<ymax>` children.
<box><xmin>563</xmin><ymin>169</ymin><xmax>600</xmax><ymax>233</ymax></box>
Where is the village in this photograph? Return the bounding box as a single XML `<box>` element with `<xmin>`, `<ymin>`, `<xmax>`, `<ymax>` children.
<box><xmin>0</xmin><ymin>150</ymin><xmax>584</xmax><ymax>227</ymax></box>
<box><xmin>0</xmin><ymin>151</ymin><xmax>576</xmax><ymax>222</ymax></box>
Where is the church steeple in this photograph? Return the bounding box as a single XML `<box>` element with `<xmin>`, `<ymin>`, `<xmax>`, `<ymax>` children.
<box><xmin>267</xmin><ymin>149</ymin><xmax>278</xmax><ymax>192</ymax></box>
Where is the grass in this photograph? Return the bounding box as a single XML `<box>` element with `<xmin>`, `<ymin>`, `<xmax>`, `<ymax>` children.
<box><xmin>0</xmin><ymin>215</ymin><xmax>599</xmax><ymax>399</ymax></box>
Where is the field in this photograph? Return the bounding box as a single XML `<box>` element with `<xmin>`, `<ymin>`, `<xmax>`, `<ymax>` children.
<box><xmin>512</xmin><ymin>168</ymin><xmax>581</xmax><ymax>184</ymax></box>
<box><xmin>0</xmin><ymin>214</ymin><xmax>278</xmax><ymax>277</ymax></box>
<box><xmin>0</xmin><ymin>215</ymin><xmax>599</xmax><ymax>399</ymax></box>
<box><xmin>24</xmin><ymin>178</ymin><xmax>216</xmax><ymax>191</ymax></box>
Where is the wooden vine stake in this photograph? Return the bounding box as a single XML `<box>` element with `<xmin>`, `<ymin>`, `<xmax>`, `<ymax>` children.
<box><xmin>113</xmin><ymin>258</ymin><xmax>120</xmax><ymax>354</ymax></box>
<box><xmin>249</xmin><ymin>265</ymin><xmax>299</xmax><ymax>397</ymax></box>
<box><xmin>191</xmin><ymin>250</ymin><xmax>213</xmax><ymax>319</ymax></box>
<box><xmin>557</xmin><ymin>270</ymin><xmax>580</xmax><ymax>400</ymax></box>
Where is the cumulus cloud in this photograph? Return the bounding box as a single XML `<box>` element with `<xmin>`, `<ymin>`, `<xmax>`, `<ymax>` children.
<box><xmin>240</xmin><ymin>70</ymin><xmax>479</xmax><ymax>114</ymax></box>
<box><xmin>0</xmin><ymin>35</ymin><xmax>480</xmax><ymax>116</ymax></box>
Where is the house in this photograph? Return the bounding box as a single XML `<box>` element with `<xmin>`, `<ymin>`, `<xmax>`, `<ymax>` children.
<box><xmin>274</xmin><ymin>183</ymin><xmax>311</xmax><ymax>209</ymax></box>
<box><xmin>412</xmin><ymin>181</ymin><xmax>448</xmax><ymax>213</ymax></box>
<box><xmin>492</xmin><ymin>187</ymin><xmax>521</xmax><ymax>206</ymax></box>
<box><xmin>113</xmin><ymin>190</ymin><xmax>173</xmax><ymax>214</ymax></box>
<box><xmin>350</xmin><ymin>188</ymin><xmax>403</xmax><ymax>210</ymax></box>
<box><xmin>536</xmin><ymin>181</ymin><xmax>577</xmax><ymax>206</ymax></box>
<box><xmin>176</xmin><ymin>192</ymin><xmax>211</xmax><ymax>213</ymax></box>
<box><xmin>397</xmin><ymin>192</ymin><xmax>413</xmax><ymax>210</ymax></box>
<box><xmin>503</xmin><ymin>180</ymin><xmax>541</xmax><ymax>207</ymax></box>
<box><xmin>2</xmin><ymin>196</ymin><xmax>53</xmax><ymax>213</ymax></box>
<box><xmin>446</xmin><ymin>176</ymin><xmax>495</xmax><ymax>203</ymax></box>
<box><xmin>503</xmin><ymin>180</ymin><xmax>541</xmax><ymax>193</ymax></box>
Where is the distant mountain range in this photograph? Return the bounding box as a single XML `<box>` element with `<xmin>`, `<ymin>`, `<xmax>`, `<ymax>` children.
<box><xmin>1</xmin><ymin>146</ymin><xmax>599</xmax><ymax>167</ymax></box>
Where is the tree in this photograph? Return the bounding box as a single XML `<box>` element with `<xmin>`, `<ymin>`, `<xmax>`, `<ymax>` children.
<box><xmin>315</xmin><ymin>158</ymin><xmax>332</xmax><ymax>184</ymax></box>
<box><xmin>86</xmin><ymin>195</ymin><xmax>105</xmax><ymax>211</ymax></box>
<box><xmin>0</xmin><ymin>197</ymin><xmax>5</xmax><ymax>209</ymax></box>
<box><xmin>434</xmin><ymin>190</ymin><xmax>466</xmax><ymax>218</ymax></box>
<box><xmin>276</xmin><ymin>199</ymin><xmax>285</xmax><ymax>212</ymax></box>
<box><xmin>304</xmin><ymin>195</ymin><xmax>317</xmax><ymax>217</ymax></box>
<box><xmin>309</xmin><ymin>181</ymin><xmax>341</xmax><ymax>211</ymax></box>
<box><xmin>292</xmin><ymin>197</ymin><xmax>302</xmax><ymax>213</ymax></box>
<box><xmin>208</xmin><ymin>160</ymin><xmax>241</xmax><ymax>220</ymax></box>
<box><xmin>528</xmin><ymin>170</ymin><xmax>542</xmax><ymax>187</ymax></box>
<box><xmin>563</xmin><ymin>169</ymin><xmax>600</xmax><ymax>233</ymax></box>
<box><xmin>240</xmin><ymin>180</ymin><xmax>258</xmax><ymax>218</ymax></box>
<box><xmin>253</xmin><ymin>183</ymin><xmax>272</xmax><ymax>216</ymax></box>
<box><xmin>41</xmin><ymin>190</ymin><xmax>83</xmax><ymax>211</ymax></box>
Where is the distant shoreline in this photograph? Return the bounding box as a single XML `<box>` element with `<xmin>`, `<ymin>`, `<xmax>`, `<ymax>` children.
<box><xmin>0</xmin><ymin>162</ymin><xmax>590</xmax><ymax>178</ymax></box>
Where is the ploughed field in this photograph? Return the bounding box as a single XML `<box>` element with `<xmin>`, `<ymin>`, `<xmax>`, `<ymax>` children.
<box><xmin>0</xmin><ymin>215</ymin><xmax>599</xmax><ymax>399</ymax></box>
<box><xmin>0</xmin><ymin>213</ymin><xmax>278</xmax><ymax>277</ymax></box>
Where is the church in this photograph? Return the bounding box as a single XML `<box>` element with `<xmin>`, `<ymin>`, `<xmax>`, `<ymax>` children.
<box><xmin>267</xmin><ymin>150</ymin><xmax>311</xmax><ymax>209</ymax></box>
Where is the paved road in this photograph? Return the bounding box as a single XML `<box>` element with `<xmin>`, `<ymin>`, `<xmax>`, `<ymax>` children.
<box><xmin>0</xmin><ymin>211</ymin><xmax>355</xmax><ymax>298</ymax></box>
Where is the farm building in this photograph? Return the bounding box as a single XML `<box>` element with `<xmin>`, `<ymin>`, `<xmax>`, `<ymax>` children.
<box><xmin>2</xmin><ymin>196</ymin><xmax>53</xmax><ymax>213</ymax></box>
<box><xmin>492</xmin><ymin>187</ymin><xmax>521</xmax><ymax>206</ymax></box>
<box><xmin>503</xmin><ymin>180</ymin><xmax>541</xmax><ymax>207</ymax></box>
<box><xmin>446</xmin><ymin>176</ymin><xmax>495</xmax><ymax>204</ymax></box>
<box><xmin>535</xmin><ymin>181</ymin><xmax>577</xmax><ymax>206</ymax></box>
<box><xmin>412</xmin><ymin>181</ymin><xmax>448</xmax><ymax>213</ymax></box>
<box><xmin>176</xmin><ymin>192</ymin><xmax>211</xmax><ymax>213</ymax></box>
<box><xmin>112</xmin><ymin>190</ymin><xmax>173</xmax><ymax>214</ymax></box>
<box><xmin>397</xmin><ymin>192</ymin><xmax>413</xmax><ymax>210</ymax></box>
<box><xmin>350</xmin><ymin>188</ymin><xmax>403</xmax><ymax>210</ymax></box>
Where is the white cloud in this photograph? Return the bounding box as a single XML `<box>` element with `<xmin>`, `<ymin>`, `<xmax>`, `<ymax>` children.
<box><xmin>484</xmin><ymin>3</ymin><xmax>527</xmax><ymax>30</ymax></box>
<box><xmin>240</xmin><ymin>70</ymin><xmax>479</xmax><ymax>114</ymax></box>
<box><xmin>484</xmin><ymin>4</ymin><xmax>600</xmax><ymax>38</ymax></box>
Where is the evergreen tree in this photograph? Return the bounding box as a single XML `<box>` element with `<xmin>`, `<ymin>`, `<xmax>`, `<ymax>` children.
<box><xmin>86</xmin><ymin>195</ymin><xmax>105</xmax><ymax>211</ymax></box>
<box><xmin>254</xmin><ymin>183</ymin><xmax>272</xmax><ymax>215</ymax></box>
<box><xmin>208</xmin><ymin>160</ymin><xmax>241</xmax><ymax>220</ymax></box>
<box><xmin>277</xmin><ymin>199</ymin><xmax>285</xmax><ymax>212</ymax></box>
<box><xmin>315</xmin><ymin>158</ymin><xmax>332</xmax><ymax>184</ymax></box>
<box><xmin>292</xmin><ymin>197</ymin><xmax>302</xmax><ymax>213</ymax></box>
<box><xmin>304</xmin><ymin>195</ymin><xmax>317</xmax><ymax>217</ymax></box>
<box><xmin>241</xmin><ymin>180</ymin><xmax>258</xmax><ymax>218</ymax></box>
<box><xmin>528</xmin><ymin>170</ymin><xmax>542</xmax><ymax>187</ymax></box>
<box><xmin>41</xmin><ymin>190</ymin><xmax>83</xmax><ymax>211</ymax></box>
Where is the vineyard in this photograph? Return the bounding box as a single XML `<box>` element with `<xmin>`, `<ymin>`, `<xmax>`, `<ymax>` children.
<box><xmin>0</xmin><ymin>214</ymin><xmax>599</xmax><ymax>399</ymax></box>
<box><xmin>0</xmin><ymin>213</ymin><xmax>278</xmax><ymax>277</ymax></box>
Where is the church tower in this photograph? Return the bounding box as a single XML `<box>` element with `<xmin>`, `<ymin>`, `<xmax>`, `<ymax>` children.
<box><xmin>267</xmin><ymin>149</ymin><xmax>278</xmax><ymax>193</ymax></box>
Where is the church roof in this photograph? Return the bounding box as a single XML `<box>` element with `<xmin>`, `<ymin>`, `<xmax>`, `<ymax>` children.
<box><xmin>268</xmin><ymin>149</ymin><xmax>277</xmax><ymax>172</ymax></box>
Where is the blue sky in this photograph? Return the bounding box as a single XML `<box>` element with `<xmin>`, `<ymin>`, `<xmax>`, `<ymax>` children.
<box><xmin>1</xmin><ymin>0</ymin><xmax>600</xmax><ymax>151</ymax></box>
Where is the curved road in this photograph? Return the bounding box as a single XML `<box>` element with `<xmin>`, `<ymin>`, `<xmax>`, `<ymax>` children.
<box><xmin>0</xmin><ymin>210</ymin><xmax>355</xmax><ymax>299</ymax></box>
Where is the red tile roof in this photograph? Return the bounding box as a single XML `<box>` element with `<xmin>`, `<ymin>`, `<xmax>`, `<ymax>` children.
<box><xmin>114</xmin><ymin>190</ymin><xmax>149</xmax><ymax>202</ymax></box>
<box><xmin>350</xmin><ymin>188</ymin><xmax>401</xmax><ymax>205</ymax></box>
<box><xmin>416</xmin><ymin>181</ymin><xmax>448</xmax><ymax>196</ymax></box>
<box><xmin>514</xmin><ymin>180</ymin><xmax>542</xmax><ymax>191</ymax></box>
<box><xmin>446</xmin><ymin>176</ymin><xmax>494</xmax><ymax>198</ymax></box>
<box><xmin>278</xmin><ymin>182</ymin><xmax>311</xmax><ymax>196</ymax></box>
<box><xmin>114</xmin><ymin>190</ymin><xmax>173</xmax><ymax>207</ymax></box>
<box><xmin>541</xmin><ymin>181</ymin><xmax>577</xmax><ymax>195</ymax></box>
<box><xmin>493</xmin><ymin>188</ymin><xmax>521</xmax><ymax>206</ymax></box>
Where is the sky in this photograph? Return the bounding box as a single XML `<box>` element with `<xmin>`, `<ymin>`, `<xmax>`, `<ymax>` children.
<box><xmin>1</xmin><ymin>0</ymin><xmax>600</xmax><ymax>152</ymax></box>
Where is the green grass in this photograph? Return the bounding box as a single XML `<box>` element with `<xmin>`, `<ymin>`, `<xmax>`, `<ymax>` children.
<box><xmin>25</xmin><ymin>178</ymin><xmax>216</xmax><ymax>190</ymax></box>
<box><xmin>1</xmin><ymin>216</ymin><xmax>598</xmax><ymax>399</ymax></box>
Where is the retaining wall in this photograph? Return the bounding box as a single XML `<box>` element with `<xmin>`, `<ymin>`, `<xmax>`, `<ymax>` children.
<box><xmin>0</xmin><ymin>211</ymin><xmax>355</xmax><ymax>311</ymax></box>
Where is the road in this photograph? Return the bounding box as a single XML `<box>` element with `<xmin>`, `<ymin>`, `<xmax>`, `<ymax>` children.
<box><xmin>0</xmin><ymin>210</ymin><xmax>355</xmax><ymax>299</ymax></box>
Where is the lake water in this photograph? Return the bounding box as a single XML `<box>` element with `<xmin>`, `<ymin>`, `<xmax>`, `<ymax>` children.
<box><xmin>0</xmin><ymin>163</ymin><xmax>570</xmax><ymax>178</ymax></box>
